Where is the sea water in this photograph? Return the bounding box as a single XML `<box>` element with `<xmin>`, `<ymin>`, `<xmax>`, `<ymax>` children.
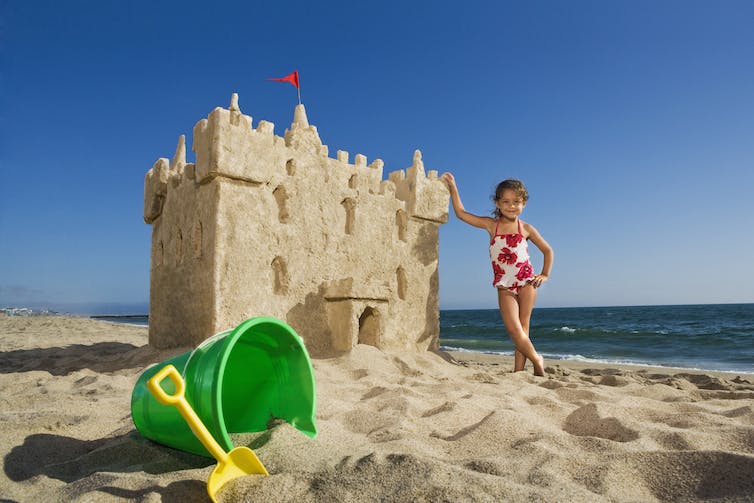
<box><xmin>440</xmin><ymin>304</ymin><xmax>754</xmax><ymax>374</ymax></box>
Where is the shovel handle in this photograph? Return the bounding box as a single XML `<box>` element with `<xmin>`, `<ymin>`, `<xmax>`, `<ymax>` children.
<box><xmin>147</xmin><ymin>364</ymin><xmax>186</xmax><ymax>405</ymax></box>
<box><xmin>146</xmin><ymin>365</ymin><xmax>228</xmax><ymax>462</ymax></box>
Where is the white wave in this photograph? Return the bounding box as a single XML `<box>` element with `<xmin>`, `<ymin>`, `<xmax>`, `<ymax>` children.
<box><xmin>439</xmin><ymin>346</ymin><xmax>514</xmax><ymax>357</ymax></box>
<box><xmin>441</xmin><ymin>347</ymin><xmax>749</xmax><ymax>373</ymax></box>
<box><xmin>541</xmin><ymin>353</ymin><xmax>748</xmax><ymax>374</ymax></box>
<box><xmin>555</xmin><ymin>326</ymin><xmax>576</xmax><ymax>333</ymax></box>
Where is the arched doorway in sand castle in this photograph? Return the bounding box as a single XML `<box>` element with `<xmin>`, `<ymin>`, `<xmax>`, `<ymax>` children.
<box><xmin>323</xmin><ymin>279</ymin><xmax>388</xmax><ymax>352</ymax></box>
<box><xmin>357</xmin><ymin>306</ymin><xmax>381</xmax><ymax>347</ymax></box>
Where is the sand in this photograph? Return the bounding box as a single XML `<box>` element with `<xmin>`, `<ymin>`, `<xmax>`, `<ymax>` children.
<box><xmin>1</xmin><ymin>316</ymin><xmax>753</xmax><ymax>502</ymax></box>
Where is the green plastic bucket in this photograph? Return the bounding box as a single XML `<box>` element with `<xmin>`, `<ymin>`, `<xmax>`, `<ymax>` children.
<box><xmin>131</xmin><ymin>317</ymin><xmax>317</xmax><ymax>457</ymax></box>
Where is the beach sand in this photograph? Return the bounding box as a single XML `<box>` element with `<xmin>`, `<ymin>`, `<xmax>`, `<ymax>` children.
<box><xmin>2</xmin><ymin>316</ymin><xmax>753</xmax><ymax>502</ymax></box>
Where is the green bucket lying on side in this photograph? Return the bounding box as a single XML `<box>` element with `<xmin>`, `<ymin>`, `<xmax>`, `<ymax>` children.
<box><xmin>131</xmin><ymin>317</ymin><xmax>317</xmax><ymax>457</ymax></box>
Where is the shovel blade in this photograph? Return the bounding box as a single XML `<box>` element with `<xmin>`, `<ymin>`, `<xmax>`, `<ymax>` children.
<box><xmin>207</xmin><ymin>447</ymin><xmax>269</xmax><ymax>501</ymax></box>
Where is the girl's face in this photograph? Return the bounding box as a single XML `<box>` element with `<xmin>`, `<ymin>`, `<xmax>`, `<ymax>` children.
<box><xmin>496</xmin><ymin>189</ymin><xmax>526</xmax><ymax>219</ymax></box>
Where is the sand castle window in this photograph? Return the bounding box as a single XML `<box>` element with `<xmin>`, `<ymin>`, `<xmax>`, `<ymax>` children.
<box><xmin>396</xmin><ymin>210</ymin><xmax>408</xmax><ymax>242</ymax></box>
<box><xmin>349</xmin><ymin>175</ymin><xmax>357</xmax><ymax>189</ymax></box>
<box><xmin>396</xmin><ymin>267</ymin><xmax>407</xmax><ymax>300</ymax></box>
<box><xmin>175</xmin><ymin>229</ymin><xmax>183</xmax><ymax>264</ymax></box>
<box><xmin>273</xmin><ymin>186</ymin><xmax>290</xmax><ymax>223</ymax></box>
<box><xmin>286</xmin><ymin>159</ymin><xmax>296</xmax><ymax>176</ymax></box>
<box><xmin>271</xmin><ymin>256</ymin><xmax>289</xmax><ymax>295</ymax></box>
<box><xmin>193</xmin><ymin>221</ymin><xmax>203</xmax><ymax>258</ymax></box>
<box><xmin>358</xmin><ymin>307</ymin><xmax>380</xmax><ymax>347</ymax></box>
<box><xmin>342</xmin><ymin>198</ymin><xmax>356</xmax><ymax>235</ymax></box>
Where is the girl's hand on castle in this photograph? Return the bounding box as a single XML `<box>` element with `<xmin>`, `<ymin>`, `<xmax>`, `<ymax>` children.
<box><xmin>531</xmin><ymin>274</ymin><xmax>549</xmax><ymax>287</ymax></box>
<box><xmin>441</xmin><ymin>172</ymin><xmax>457</xmax><ymax>190</ymax></box>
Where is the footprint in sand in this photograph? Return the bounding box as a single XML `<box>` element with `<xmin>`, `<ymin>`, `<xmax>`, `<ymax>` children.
<box><xmin>350</xmin><ymin>369</ymin><xmax>369</xmax><ymax>380</ymax></box>
<box><xmin>73</xmin><ymin>375</ymin><xmax>98</xmax><ymax>388</ymax></box>
<box><xmin>361</xmin><ymin>386</ymin><xmax>388</xmax><ymax>400</ymax></box>
<box><xmin>343</xmin><ymin>409</ymin><xmax>399</xmax><ymax>436</ymax></box>
<box><xmin>722</xmin><ymin>405</ymin><xmax>752</xmax><ymax>419</ymax></box>
<box><xmin>469</xmin><ymin>372</ymin><xmax>498</xmax><ymax>384</ymax></box>
<box><xmin>555</xmin><ymin>387</ymin><xmax>600</xmax><ymax>403</ymax></box>
<box><xmin>539</xmin><ymin>379</ymin><xmax>567</xmax><ymax>390</ymax></box>
<box><xmin>579</xmin><ymin>373</ymin><xmax>629</xmax><ymax>387</ymax></box>
<box><xmin>580</xmin><ymin>368</ymin><xmax>623</xmax><ymax>376</ymax></box>
<box><xmin>368</xmin><ymin>428</ymin><xmax>402</xmax><ymax>443</ymax></box>
<box><xmin>563</xmin><ymin>403</ymin><xmax>639</xmax><ymax>442</ymax></box>
<box><xmin>430</xmin><ymin>411</ymin><xmax>496</xmax><ymax>441</ymax></box>
<box><xmin>421</xmin><ymin>401</ymin><xmax>455</xmax><ymax>418</ymax></box>
<box><xmin>464</xmin><ymin>459</ymin><xmax>504</xmax><ymax>476</ymax></box>
<box><xmin>391</xmin><ymin>357</ymin><xmax>423</xmax><ymax>377</ymax></box>
<box><xmin>676</xmin><ymin>373</ymin><xmax>729</xmax><ymax>391</ymax></box>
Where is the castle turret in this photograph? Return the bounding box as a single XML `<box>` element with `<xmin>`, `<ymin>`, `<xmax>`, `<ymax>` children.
<box><xmin>389</xmin><ymin>150</ymin><xmax>449</xmax><ymax>224</ymax></box>
<box><xmin>284</xmin><ymin>104</ymin><xmax>323</xmax><ymax>158</ymax></box>
<box><xmin>192</xmin><ymin>94</ymin><xmax>286</xmax><ymax>185</ymax></box>
<box><xmin>292</xmin><ymin>103</ymin><xmax>309</xmax><ymax>127</ymax></box>
<box><xmin>405</xmin><ymin>150</ymin><xmax>449</xmax><ymax>223</ymax></box>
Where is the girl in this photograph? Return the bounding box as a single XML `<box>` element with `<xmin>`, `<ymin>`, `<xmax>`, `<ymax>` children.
<box><xmin>442</xmin><ymin>173</ymin><xmax>553</xmax><ymax>376</ymax></box>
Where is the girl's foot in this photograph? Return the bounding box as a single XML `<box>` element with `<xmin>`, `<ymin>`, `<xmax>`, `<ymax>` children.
<box><xmin>532</xmin><ymin>355</ymin><xmax>545</xmax><ymax>377</ymax></box>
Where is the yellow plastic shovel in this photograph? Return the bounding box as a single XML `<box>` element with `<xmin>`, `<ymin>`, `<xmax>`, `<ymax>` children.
<box><xmin>147</xmin><ymin>364</ymin><xmax>268</xmax><ymax>502</ymax></box>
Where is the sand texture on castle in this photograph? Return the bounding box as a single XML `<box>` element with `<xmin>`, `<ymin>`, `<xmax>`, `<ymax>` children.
<box><xmin>144</xmin><ymin>95</ymin><xmax>449</xmax><ymax>353</ymax></box>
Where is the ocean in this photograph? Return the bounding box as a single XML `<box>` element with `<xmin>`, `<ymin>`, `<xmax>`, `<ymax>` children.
<box><xmin>441</xmin><ymin>304</ymin><xmax>754</xmax><ymax>374</ymax></box>
<box><xmin>91</xmin><ymin>304</ymin><xmax>754</xmax><ymax>374</ymax></box>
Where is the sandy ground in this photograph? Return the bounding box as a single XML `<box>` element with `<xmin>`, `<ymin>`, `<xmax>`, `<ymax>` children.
<box><xmin>1</xmin><ymin>315</ymin><xmax>753</xmax><ymax>502</ymax></box>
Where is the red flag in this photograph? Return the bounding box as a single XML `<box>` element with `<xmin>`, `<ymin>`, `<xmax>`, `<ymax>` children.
<box><xmin>267</xmin><ymin>70</ymin><xmax>299</xmax><ymax>89</ymax></box>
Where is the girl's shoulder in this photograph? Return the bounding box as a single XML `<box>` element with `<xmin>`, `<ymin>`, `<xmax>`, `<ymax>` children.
<box><xmin>480</xmin><ymin>216</ymin><xmax>498</xmax><ymax>235</ymax></box>
<box><xmin>519</xmin><ymin>219</ymin><xmax>535</xmax><ymax>238</ymax></box>
<box><xmin>521</xmin><ymin>220</ymin><xmax>545</xmax><ymax>240</ymax></box>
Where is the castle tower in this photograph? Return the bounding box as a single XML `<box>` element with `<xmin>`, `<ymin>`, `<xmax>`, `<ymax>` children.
<box><xmin>143</xmin><ymin>95</ymin><xmax>450</xmax><ymax>354</ymax></box>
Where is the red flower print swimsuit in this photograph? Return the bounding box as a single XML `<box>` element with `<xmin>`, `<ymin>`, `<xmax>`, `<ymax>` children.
<box><xmin>489</xmin><ymin>219</ymin><xmax>534</xmax><ymax>294</ymax></box>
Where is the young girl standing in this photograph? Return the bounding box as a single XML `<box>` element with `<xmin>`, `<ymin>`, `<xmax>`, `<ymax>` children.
<box><xmin>442</xmin><ymin>173</ymin><xmax>553</xmax><ymax>376</ymax></box>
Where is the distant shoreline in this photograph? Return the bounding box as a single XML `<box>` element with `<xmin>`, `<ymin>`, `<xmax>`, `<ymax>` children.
<box><xmin>3</xmin><ymin>302</ymin><xmax>754</xmax><ymax>317</ymax></box>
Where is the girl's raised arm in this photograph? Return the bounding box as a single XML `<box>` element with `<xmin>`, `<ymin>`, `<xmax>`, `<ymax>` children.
<box><xmin>441</xmin><ymin>172</ymin><xmax>495</xmax><ymax>233</ymax></box>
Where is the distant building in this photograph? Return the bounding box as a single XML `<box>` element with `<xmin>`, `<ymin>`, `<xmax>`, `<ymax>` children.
<box><xmin>144</xmin><ymin>95</ymin><xmax>449</xmax><ymax>354</ymax></box>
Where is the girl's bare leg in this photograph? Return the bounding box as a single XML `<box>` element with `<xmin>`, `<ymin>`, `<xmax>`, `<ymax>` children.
<box><xmin>514</xmin><ymin>284</ymin><xmax>538</xmax><ymax>371</ymax></box>
<box><xmin>498</xmin><ymin>288</ymin><xmax>544</xmax><ymax>376</ymax></box>
<box><xmin>514</xmin><ymin>349</ymin><xmax>526</xmax><ymax>372</ymax></box>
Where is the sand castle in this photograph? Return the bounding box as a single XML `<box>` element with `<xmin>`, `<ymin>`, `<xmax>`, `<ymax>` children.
<box><xmin>143</xmin><ymin>94</ymin><xmax>449</xmax><ymax>354</ymax></box>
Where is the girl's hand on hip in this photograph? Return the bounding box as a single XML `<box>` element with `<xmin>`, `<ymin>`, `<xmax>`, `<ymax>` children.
<box><xmin>532</xmin><ymin>274</ymin><xmax>548</xmax><ymax>288</ymax></box>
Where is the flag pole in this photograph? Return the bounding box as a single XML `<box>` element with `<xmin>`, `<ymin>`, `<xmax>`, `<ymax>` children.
<box><xmin>297</xmin><ymin>75</ymin><xmax>302</xmax><ymax>105</ymax></box>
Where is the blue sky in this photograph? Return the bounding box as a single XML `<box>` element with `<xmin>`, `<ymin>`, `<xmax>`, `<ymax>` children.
<box><xmin>2</xmin><ymin>0</ymin><xmax>753</xmax><ymax>312</ymax></box>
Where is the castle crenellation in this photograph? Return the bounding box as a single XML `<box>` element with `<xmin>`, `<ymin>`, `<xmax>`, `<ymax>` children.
<box><xmin>144</xmin><ymin>93</ymin><xmax>449</xmax><ymax>354</ymax></box>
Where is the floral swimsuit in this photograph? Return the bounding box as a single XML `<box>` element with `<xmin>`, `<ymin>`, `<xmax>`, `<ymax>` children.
<box><xmin>489</xmin><ymin>219</ymin><xmax>534</xmax><ymax>294</ymax></box>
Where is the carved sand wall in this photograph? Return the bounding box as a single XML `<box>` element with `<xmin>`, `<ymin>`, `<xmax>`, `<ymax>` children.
<box><xmin>144</xmin><ymin>94</ymin><xmax>449</xmax><ymax>354</ymax></box>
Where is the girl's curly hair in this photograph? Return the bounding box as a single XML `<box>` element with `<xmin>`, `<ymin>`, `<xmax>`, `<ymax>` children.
<box><xmin>492</xmin><ymin>179</ymin><xmax>528</xmax><ymax>218</ymax></box>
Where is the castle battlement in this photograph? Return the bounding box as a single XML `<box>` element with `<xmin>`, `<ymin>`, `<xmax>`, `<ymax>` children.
<box><xmin>144</xmin><ymin>94</ymin><xmax>449</xmax><ymax>353</ymax></box>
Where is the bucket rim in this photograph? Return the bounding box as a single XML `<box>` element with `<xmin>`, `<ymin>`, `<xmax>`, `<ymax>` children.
<box><xmin>211</xmin><ymin>317</ymin><xmax>316</xmax><ymax>448</ymax></box>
